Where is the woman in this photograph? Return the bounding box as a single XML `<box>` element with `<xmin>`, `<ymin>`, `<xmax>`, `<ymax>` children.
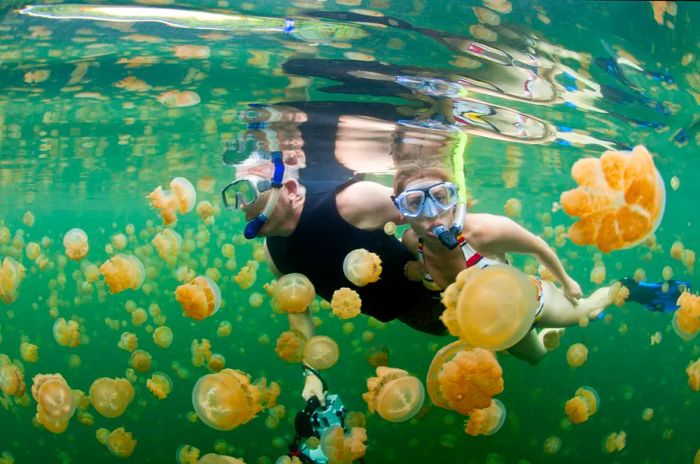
<box><xmin>393</xmin><ymin>164</ymin><xmax>613</xmax><ymax>364</ymax></box>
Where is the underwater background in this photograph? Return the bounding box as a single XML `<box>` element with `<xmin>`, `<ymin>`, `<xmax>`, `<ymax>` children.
<box><xmin>0</xmin><ymin>0</ymin><xmax>698</xmax><ymax>463</ymax></box>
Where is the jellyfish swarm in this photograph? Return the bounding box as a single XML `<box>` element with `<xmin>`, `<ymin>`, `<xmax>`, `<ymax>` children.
<box><xmin>0</xmin><ymin>355</ymin><xmax>25</xmax><ymax>397</ymax></box>
<box><xmin>464</xmin><ymin>399</ymin><xmax>507</xmax><ymax>436</ymax></box>
<box><xmin>273</xmin><ymin>273</ymin><xmax>315</xmax><ymax>313</ymax></box>
<box><xmin>275</xmin><ymin>330</ymin><xmax>307</xmax><ymax>363</ymax></box>
<box><xmin>565</xmin><ymin>386</ymin><xmax>599</xmax><ymax>424</ymax></box>
<box><xmin>0</xmin><ymin>257</ymin><xmax>26</xmax><ymax>304</ymax></box>
<box><xmin>192</xmin><ymin>369</ymin><xmax>279</xmax><ymax>431</ymax></box>
<box><xmin>566</xmin><ymin>343</ymin><xmax>589</xmax><ymax>367</ymax></box>
<box><xmin>89</xmin><ymin>377</ymin><xmax>135</xmax><ymax>418</ymax></box>
<box><xmin>63</xmin><ymin>228</ymin><xmax>89</xmax><ymax>261</ymax></box>
<box><xmin>687</xmin><ymin>358</ymin><xmax>700</xmax><ymax>391</ymax></box>
<box><xmin>303</xmin><ymin>336</ymin><xmax>340</xmax><ymax>370</ymax></box>
<box><xmin>152</xmin><ymin>229</ymin><xmax>183</xmax><ymax>264</ymax></box>
<box><xmin>320</xmin><ymin>426</ymin><xmax>368</xmax><ymax>463</ymax></box>
<box><xmin>31</xmin><ymin>373</ymin><xmax>78</xmax><ymax>433</ymax></box>
<box><xmin>441</xmin><ymin>265</ymin><xmax>538</xmax><ymax>350</ymax></box>
<box><xmin>672</xmin><ymin>291</ymin><xmax>700</xmax><ymax>341</ymax></box>
<box><xmin>560</xmin><ymin>145</ymin><xmax>665</xmax><ymax>253</ymax></box>
<box><xmin>96</xmin><ymin>427</ymin><xmax>137</xmax><ymax>458</ymax></box>
<box><xmin>175</xmin><ymin>276</ymin><xmax>221</xmax><ymax>321</ymax></box>
<box><xmin>99</xmin><ymin>254</ymin><xmax>146</xmax><ymax>293</ymax></box>
<box><xmin>148</xmin><ymin>177</ymin><xmax>197</xmax><ymax>225</ymax></box>
<box><xmin>342</xmin><ymin>248</ymin><xmax>382</xmax><ymax>287</ymax></box>
<box><xmin>362</xmin><ymin>366</ymin><xmax>425</xmax><ymax>423</ymax></box>
<box><xmin>426</xmin><ymin>340</ymin><xmax>504</xmax><ymax>415</ymax></box>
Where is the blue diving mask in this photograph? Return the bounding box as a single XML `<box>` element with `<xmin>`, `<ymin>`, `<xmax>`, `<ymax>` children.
<box><xmin>394</xmin><ymin>182</ymin><xmax>458</xmax><ymax>218</ymax></box>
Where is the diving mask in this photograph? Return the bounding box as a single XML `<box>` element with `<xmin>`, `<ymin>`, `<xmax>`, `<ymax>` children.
<box><xmin>394</xmin><ymin>182</ymin><xmax>458</xmax><ymax>218</ymax></box>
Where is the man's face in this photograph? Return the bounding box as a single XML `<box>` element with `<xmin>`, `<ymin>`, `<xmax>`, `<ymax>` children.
<box><xmin>241</xmin><ymin>188</ymin><xmax>288</xmax><ymax>237</ymax></box>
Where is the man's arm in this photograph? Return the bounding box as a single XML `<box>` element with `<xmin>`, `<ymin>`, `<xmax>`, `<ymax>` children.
<box><xmin>336</xmin><ymin>181</ymin><xmax>405</xmax><ymax>230</ymax></box>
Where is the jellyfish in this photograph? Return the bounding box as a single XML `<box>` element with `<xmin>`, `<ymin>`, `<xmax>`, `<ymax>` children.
<box><xmin>331</xmin><ymin>288</ymin><xmax>362</xmax><ymax>319</ymax></box>
<box><xmin>366</xmin><ymin>346</ymin><xmax>390</xmax><ymax>368</ymax></box>
<box><xmin>152</xmin><ymin>229</ymin><xmax>183</xmax><ymax>263</ymax></box>
<box><xmin>53</xmin><ymin>318</ymin><xmax>81</xmax><ymax>348</ymax></box>
<box><xmin>31</xmin><ymin>373</ymin><xmax>78</xmax><ymax>433</ymax></box>
<box><xmin>273</xmin><ymin>273</ymin><xmax>316</xmax><ymax>313</ymax></box>
<box><xmin>0</xmin><ymin>257</ymin><xmax>26</xmax><ymax>304</ymax></box>
<box><xmin>503</xmin><ymin>198</ymin><xmax>522</xmax><ymax>218</ymax></box>
<box><xmin>130</xmin><ymin>350</ymin><xmax>152</xmax><ymax>373</ymax></box>
<box><xmin>566</xmin><ymin>343</ymin><xmax>588</xmax><ymax>367</ymax></box>
<box><xmin>89</xmin><ymin>377</ymin><xmax>135</xmax><ymax>418</ymax></box>
<box><xmin>602</xmin><ymin>431</ymin><xmax>626</xmax><ymax>454</ymax></box>
<box><xmin>274</xmin><ymin>330</ymin><xmax>307</xmax><ymax>363</ymax></box>
<box><xmin>147</xmin><ymin>372</ymin><xmax>173</xmax><ymax>400</ymax></box>
<box><xmin>672</xmin><ymin>291</ymin><xmax>700</xmax><ymax>341</ymax></box>
<box><xmin>191</xmin><ymin>339</ymin><xmax>213</xmax><ymax>367</ymax></box>
<box><xmin>0</xmin><ymin>356</ymin><xmax>25</xmax><ymax>397</ymax></box>
<box><xmin>176</xmin><ymin>444</ymin><xmax>200</xmax><ymax>464</ymax></box>
<box><xmin>234</xmin><ymin>262</ymin><xmax>257</xmax><ymax>290</ymax></box>
<box><xmin>543</xmin><ymin>436</ymin><xmax>562</xmax><ymax>455</ymax></box>
<box><xmin>441</xmin><ymin>265</ymin><xmax>538</xmax><ymax>350</ymax></box>
<box><xmin>198</xmin><ymin>454</ymin><xmax>246</xmax><ymax>464</ymax></box>
<box><xmin>565</xmin><ymin>386</ymin><xmax>599</xmax><ymax>424</ymax></box>
<box><xmin>303</xmin><ymin>336</ymin><xmax>340</xmax><ymax>370</ymax></box>
<box><xmin>175</xmin><ymin>276</ymin><xmax>221</xmax><ymax>321</ymax></box>
<box><xmin>208</xmin><ymin>353</ymin><xmax>226</xmax><ymax>372</ymax></box>
<box><xmin>157</xmin><ymin>90</ymin><xmax>201</xmax><ymax>108</ymax></box>
<box><xmin>63</xmin><ymin>228</ymin><xmax>89</xmax><ymax>261</ymax></box>
<box><xmin>99</xmin><ymin>427</ymin><xmax>137</xmax><ymax>458</ymax></box>
<box><xmin>153</xmin><ymin>326</ymin><xmax>174</xmax><ymax>349</ymax></box>
<box><xmin>464</xmin><ymin>399</ymin><xmax>507</xmax><ymax>436</ymax></box>
<box><xmin>320</xmin><ymin>426</ymin><xmax>367</xmax><ymax>463</ymax></box>
<box><xmin>560</xmin><ymin>145</ymin><xmax>666</xmax><ymax>252</ymax></box>
<box><xmin>342</xmin><ymin>249</ymin><xmax>382</xmax><ymax>287</ymax></box>
<box><xmin>20</xmin><ymin>341</ymin><xmax>39</xmax><ymax>363</ymax></box>
<box><xmin>687</xmin><ymin>358</ymin><xmax>700</xmax><ymax>391</ymax></box>
<box><xmin>217</xmin><ymin>321</ymin><xmax>232</xmax><ymax>338</ymax></box>
<box><xmin>99</xmin><ymin>254</ymin><xmax>146</xmax><ymax>293</ymax></box>
<box><xmin>196</xmin><ymin>201</ymin><xmax>216</xmax><ymax>223</ymax></box>
<box><xmin>117</xmin><ymin>332</ymin><xmax>138</xmax><ymax>352</ymax></box>
<box><xmin>191</xmin><ymin>369</ymin><xmax>265</xmax><ymax>431</ymax></box>
<box><xmin>148</xmin><ymin>177</ymin><xmax>197</xmax><ymax>225</ymax></box>
<box><xmin>362</xmin><ymin>366</ymin><xmax>425</xmax><ymax>423</ymax></box>
<box><xmin>426</xmin><ymin>340</ymin><xmax>504</xmax><ymax>415</ymax></box>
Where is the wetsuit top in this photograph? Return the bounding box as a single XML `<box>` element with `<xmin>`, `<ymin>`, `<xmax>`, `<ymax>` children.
<box><xmin>266</xmin><ymin>180</ymin><xmax>431</xmax><ymax>322</ymax></box>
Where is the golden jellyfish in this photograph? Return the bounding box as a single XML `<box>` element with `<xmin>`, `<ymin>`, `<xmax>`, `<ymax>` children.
<box><xmin>191</xmin><ymin>369</ymin><xmax>265</xmax><ymax>431</ymax></box>
<box><xmin>602</xmin><ymin>431</ymin><xmax>626</xmax><ymax>453</ymax></box>
<box><xmin>0</xmin><ymin>257</ymin><xmax>26</xmax><ymax>304</ymax></box>
<box><xmin>147</xmin><ymin>372</ymin><xmax>173</xmax><ymax>400</ymax></box>
<box><xmin>565</xmin><ymin>386</ymin><xmax>599</xmax><ymax>424</ymax></box>
<box><xmin>148</xmin><ymin>177</ymin><xmax>197</xmax><ymax>225</ymax></box>
<box><xmin>560</xmin><ymin>145</ymin><xmax>665</xmax><ymax>252</ymax></box>
<box><xmin>130</xmin><ymin>350</ymin><xmax>152</xmax><ymax>373</ymax></box>
<box><xmin>175</xmin><ymin>276</ymin><xmax>221</xmax><ymax>321</ymax></box>
<box><xmin>234</xmin><ymin>262</ymin><xmax>257</xmax><ymax>290</ymax></box>
<box><xmin>320</xmin><ymin>426</ymin><xmax>367</xmax><ymax>463</ymax></box>
<box><xmin>196</xmin><ymin>201</ymin><xmax>216</xmax><ymax>223</ymax></box>
<box><xmin>642</xmin><ymin>407</ymin><xmax>654</xmax><ymax>421</ymax></box>
<box><xmin>192</xmin><ymin>339</ymin><xmax>213</xmax><ymax>367</ymax></box>
<box><xmin>441</xmin><ymin>265</ymin><xmax>538</xmax><ymax>350</ymax></box>
<box><xmin>20</xmin><ymin>341</ymin><xmax>39</xmax><ymax>363</ymax></box>
<box><xmin>208</xmin><ymin>354</ymin><xmax>226</xmax><ymax>372</ymax></box>
<box><xmin>157</xmin><ymin>90</ymin><xmax>201</xmax><ymax>108</ymax></box>
<box><xmin>25</xmin><ymin>242</ymin><xmax>41</xmax><ymax>261</ymax></box>
<box><xmin>118</xmin><ymin>332</ymin><xmax>138</xmax><ymax>353</ymax></box>
<box><xmin>366</xmin><ymin>345</ymin><xmax>390</xmax><ymax>368</ymax></box>
<box><xmin>89</xmin><ymin>377</ymin><xmax>135</xmax><ymax>418</ymax></box>
<box><xmin>53</xmin><ymin>318</ymin><xmax>81</xmax><ymax>347</ymax></box>
<box><xmin>331</xmin><ymin>288</ymin><xmax>362</xmax><ymax>319</ymax></box>
<box><xmin>176</xmin><ymin>444</ymin><xmax>200</xmax><ymax>464</ymax></box>
<box><xmin>686</xmin><ymin>358</ymin><xmax>700</xmax><ymax>391</ymax></box>
<box><xmin>566</xmin><ymin>343</ymin><xmax>589</xmax><ymax>367</ymax></box>
<box><xmin>275</xmin><ymin>330</ymin><xmax>307</xmax><ymax>363</ymax></box>
<box><xmin>274</xmin><ymin>273</ymin><xmax>316</xmax><ymax>313</ymax></box>
<box><xmin>672</xmin><ymin>291</ymin><xmax>700</xmax><ymax>341</ymax></box>
<box><xmin>0</xmin><ymin>356</ymin><xmax>25</xmax><ymax>397</ymax></box>
<box><xmin>217</xmin><ymin>321</ymin><xmax>232</xmax><ymax>338</ymax></box>
<box><xmin>362</xmin><ymin>366</ymin><xmax>425</xmax><ymax>423</ymax></box>
<box><xmin>153</xmin><ymin>326</ymin><xmax>174</xmax><ymax>349</ymax></box>
<box><xmin>342</xmin><ymin>249</ymin><xmax>382</xmax><ymax>287</ymax></box>
<box><xmin>100</xmin><ymin>427</ymin><xmax>137</xmax><ymax>458</ymax></box>
<box><xmin>303</xmin><ymin>336</ymin><xmax>340</xmax><ymax>370</ymax></box>
<box><xmin>464</xmin><ymin>399</ymin><xmax>507</xmax><ymax>436</ymax></box>
<box><xmin>31</xmin><ymin>373</ymin><xmax>78</xmax><ymax>433</ymax></box>
<box><xmin>543</xmin><ymin>436</ymin><xmax>562</xmax><ymax>455</ymax></box>
<box><xmin>152</xmin><ymin>229</ymin><xmax>183</xmax><ymax>262</ymax></box>
<box><xmin>99</xmin><ymin>254</ymin><xmax>146</xmax><ymax>293</ymax></box>
<box><xmin>198</xmin><ymin>454</ymin><xmax>246</xmax><ymax>464</ymax></box>
<box><xmin>63</xmin><ymin>228</ymin><xmax>89</xmax><ymax>261</ymax></box>
<box><xmin>426</xmin><ymin>340</ymin><xmax>504</xmax><ymax>415</ymax></box>
<box><xmin>503</xmin><ymin>198</ymin><xmax>522</xmax><ymax>218</ymax></box>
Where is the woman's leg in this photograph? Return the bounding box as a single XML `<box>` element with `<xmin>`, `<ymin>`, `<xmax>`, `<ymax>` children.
<box><xmin>506</xmin><ymin>328</ymin><xmax>548</xmax><ymax>365</ymax></box>
<box><xmin>537</xmin><ymin>280</ymin><xmax>612</xmax><ymax>328</ymax></box>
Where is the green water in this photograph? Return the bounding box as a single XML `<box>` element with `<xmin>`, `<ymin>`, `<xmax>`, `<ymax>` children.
<box><xmin>0</xmin><ymin>0</ymin><xmax>698</xmax><ymax>463</ymax></box>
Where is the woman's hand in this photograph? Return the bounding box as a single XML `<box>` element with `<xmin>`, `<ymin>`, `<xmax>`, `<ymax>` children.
<box><xmin>302</xmin><ymin>372</ymin><xmax>325</xmax><ymax>406</ymax></box>
<box><xmin>562</xmin><ymin>277</ymin><xmax>583</xmax><ymax>305</ymax></box>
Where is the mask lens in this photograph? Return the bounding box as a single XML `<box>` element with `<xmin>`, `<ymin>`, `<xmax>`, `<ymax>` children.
<box><xmin>223</xmin><ymin>180</ymin><xmax>258</xmax><ymax>209</ymax></box>
<box><xmin>428</xmin><ymin>183</ymin><xmax>457</xmax><ymax>209</ymax></box>
<box><xmin>397</xmin><ymin>190</ymin><xmax>426</xmax><ymax>217</ymax></box>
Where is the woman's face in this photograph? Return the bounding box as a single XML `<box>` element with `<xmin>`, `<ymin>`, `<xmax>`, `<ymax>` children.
<box><xmin>400</xmin><ymin>176</ymin><xmax>455</xmax><ymax>239</ymax></box>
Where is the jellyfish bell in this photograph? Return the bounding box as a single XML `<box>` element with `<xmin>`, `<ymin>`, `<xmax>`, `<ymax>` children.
<box><xmin>303</xmin><ymin>336</ymin><xmax>340</xmax><ymax>370</ymax></box>
<box><xmin>0</xmin><ymin>256</ymin><xmax>26</xmax><ymax>303</ymax></box>
<box><xmin>465</xmin><ymin>399</ymin><xmax>507</xmax><ymax>436</ymax></box>
<box><xmin>63</xmin><ymin>228</ymin><xmax>89</xmax><ymax>261</ymax></box>
<box><xmin>198</xmin><ymin>453</ymin><xmax>246</xmax><ymax>464</ymax></box>
<box><xmin>566</xmin><ymin>343</ymin><xmax>589</xmax><ymax>367</ymax></box>
<box><xmin>147</xmin><ymin>372</ymin><xmax>173</xmax><ymax>400</ymax></box>
<box><xmin>191</xmin><ymin>369</ymin><xmax>262</xmax><ymax>431</ymax></box>
<box><xmin>175</xmin><ymin>276</ymin><xmax>221</xmax><ymax>320</ymax></box>
<box><xmin>342</xmin><ymin>249</ymin><xmax>382</xmax><ymax>287</ymax></box>
<box><xmin>152</xmin><ymin>229</ymin><xmax>183</xmax><ymax>262</ymax></box>
<box><xmin>274</xmin><ymin>273</ymin><xmax>316</xmax><ymax>313</ymax></box>
<box><xmin>171</xmin><ymin>177</ymin><xmax>197</xmax><ymax>213</ymax></box>
<box><xmin>99</xmin><ymin>254</ymin><xmax>146</xmax><ymax>293</ymax></box>
<box><xmin>89</xmin><ymin>377</ymin><xmax>135</xmax><ymax>418</ymax></box>
<box><xmin>375</xmin><ymin>373</ymin><xmax>425</xmax><ymax>422</ymax></box>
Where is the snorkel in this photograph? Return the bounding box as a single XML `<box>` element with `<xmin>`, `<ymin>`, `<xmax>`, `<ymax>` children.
<box><xmin>243</xmin><ymin>151</ymin><xmax>285</xmax><ymax>239</ymax></box>
<box><xmin>432</xmin><ymin>128</ymin><xmax>468</xmax><ymax>250</ymax></box>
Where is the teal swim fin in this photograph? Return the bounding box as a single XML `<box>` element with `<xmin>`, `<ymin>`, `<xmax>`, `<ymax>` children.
<box><xmin>620</xmin><ymin>278</ymin><xmax>691</xmax><ymax>313</ymax></box>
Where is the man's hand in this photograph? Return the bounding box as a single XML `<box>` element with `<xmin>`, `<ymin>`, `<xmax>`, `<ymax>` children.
<box><xmin>302</xmin><ymin>373</ymin><xmax>325</xmax><ymax>406</ymax></box>
<box><xmin>562</xmin><ymin>277</ymin><xmax>583</xmax><ymax>305</ymax></box>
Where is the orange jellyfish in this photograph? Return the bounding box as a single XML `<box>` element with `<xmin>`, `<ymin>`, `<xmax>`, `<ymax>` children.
<box><xmin>20</xmin><ymin>341</ymin><xmax>39</xmax><ymax>363</ymax></box>
<box><xmin>320</xmin><ymin>426</ymin><xmax>367</xmax><ymax>463</ymax></box>
<box><xmin>148</xmin><ymin>177</ymin><xmax>197</xmax><ymax>225</ymax></box>
<box><xmin>198</xmin><ymin>454</ymin><xmax>246</xmax><ymax>464</ymax></box>
<box><xmin>63</xmin><ymin>228</ymin><xmax>89</xmax><ymax>261</ymax></box>
<box><xmin>31</xmin><ymin>373</ymin><xmax>78</xmax><ymax>433</ymax></box>
<box><xmin>99</xmin><ymin>254</ymin><xmax>146</xmax><ymax>293</ymax></box>
<box><xmin>426</xmin><ymin>340</ymin><xmax>504</xmax><ymax>415</ymax></box>
<box><xmin>366</xmin><ymin>346</ymin><xmax>390</xmax><ymax>368</ymax></box>
<box><xmin>53</xmin><ymin>318</ymin><xmax>81</xmax><ymax>347</ymax></box>
<box><xmin>0</xmin><ymin>257</ymin><xmax>26</xmax><ymax>304</ymax></box>
<box><xmin>157</xmin><ymin>90</ymin><xmax>201</xmax><ymax>108</ymax></box>
<box><xmin>191</xmin><ymin>369</ymin><xmax>265</xmax><ymax>431</ymax></box>
<box><xmin>234</xmin><ymin>261</ymin><xmax>257</xmax><ymax>290</ymax></box>
<box><xmin>303</xmin><ymin>336</ymin><xmax>340</xmax><ymax>370</ymax></box>
<box><xmin>565</xmin><ymin>386</ymin><xmax>599</xmax><ymax>424</ymax></box>
<box><xmin>441</xmin><ymin>265</ymin><xmax>538</xmax><ymax>350</ymax></box>
<box><xmin>331</xmin><ymin>287</ymin><xmax>362</xmax><ymax>319</ymax></box>
<box><xmin>98</xmin><ymin>427</ymin><xmax>137</xmax><ymax>458</ymax></box>
<box><xmin>191</xmin><ymin>338</ymin><xmax>213</xmax><ymax>367</ymax></box>
<box><xmin>175</xmin><ymin>276</ymin><xmax>221</xmax><ymax>321</ymax></box>
<box><xmin>602</xmin><ymin>431</ymin><xmax>626</xmax><ymax>453</ymax></box>
<box><xmin>560</xmin><ymin>145</ymin><xmax>666</xmax><ymax>252</ymax></box>
<box><xmin>342</xmin><ymin>249</ymin><xmax>382</xmax><ymax>287</ymax></box>
<box><xmin>275</xmin><ymin>330</ymin><xmax>307</xmax><ymax>363</ymax></box>
<box><xmin>147</xmin><ymin>372</ymin><xmax>173</xmax><ymax>400</ymax></box>
<box><xmin>152</xmin><ymin>229</ymin><xmax>182</xmax><ymax>263</ymax></box>
<box><xmin>362</xmin><ymin>366</ymin><xmax>424</xmax><ymax>423</ymax></box>
<box><xmin>464</xmin><ymin>399</ymin><xmax>507</xmax><ymax>436</ymax></box>
<box><xmin>687</xmin><ymin>358</ymin><xmax>700</xmax><ymax>391</ymax></box>
<box><xmin>89</xmin><ymin>377</ymin><xmax>135</xmax><ymax>418</ymax></box>
<box><xmin>566</xmin><ymin>343</ymin><xmax>589</xmax><ymax>367</ymax></box>
<box><xmin>672</xmin><ymin>291</ymin><xmax>700</xmax><ymax>341</ymax></box>
<box><xmin>0</xmin><ymin>355</ymin><xmax>25</xmax><ymax>397</ymax></box>
<box><xmin>273</xmin><ymin>273</ymin><xmax>315</xmax><ymax>313</ymax></box>
<box><xmin>131</xmin><ymin>350</ymin><xmax>152</xmax><ymax>373</ymax></box>
<box><xmin>153</xmin><ymin>326</ymin><xmax>174</xmax><ymax>349</ymax></box>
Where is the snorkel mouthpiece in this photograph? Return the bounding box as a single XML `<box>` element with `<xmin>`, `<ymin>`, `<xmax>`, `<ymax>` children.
<box><xmin>244</xmin><ymin>215</ymin><xmax>267</xmax><ymax>239</ymax></box>
<box><xmin>432</xmin><ymin>224</ymin><xmax>459</xmax><ymax>250</ymax></box>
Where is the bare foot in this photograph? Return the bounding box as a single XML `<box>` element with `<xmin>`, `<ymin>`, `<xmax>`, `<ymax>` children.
<box><xmin>539</xmin><ymin>328</ymin><xmax>565</xmax><ymax>351</ymax></box>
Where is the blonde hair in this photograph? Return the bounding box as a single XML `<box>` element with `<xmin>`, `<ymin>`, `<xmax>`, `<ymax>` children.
<box><xmin>393</xmin><ymin>164</ymin><xmax>453</xmax><ymax>195</ymax></box>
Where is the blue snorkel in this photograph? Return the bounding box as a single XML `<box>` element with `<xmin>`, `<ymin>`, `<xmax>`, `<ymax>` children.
<box><xmin>243</xmin><ymin>151</ymin><xmax>285</xmax><ymax>239</ymax></box>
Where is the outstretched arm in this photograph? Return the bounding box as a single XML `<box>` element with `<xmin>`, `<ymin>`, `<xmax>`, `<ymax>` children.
<box><xmin>337</xmin><ymin>181</ymin><xmax>406</xmax><ymax>230</ymax></box>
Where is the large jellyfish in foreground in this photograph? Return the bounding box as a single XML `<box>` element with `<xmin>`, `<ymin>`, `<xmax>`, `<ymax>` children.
<box><xmin>362</xmin><ymin>366</ymin><xmax>425</xmax><ymax>422</ymax></box>
<box><xmin>464</xmin><ymin>399</ymin><xmax>507</xmax><ymax>436</ymax></box>
<box><xmin>560</xmin><ymin>145</ymin><xmax>665</xmax><ymax>252</ymax></box>
<box><xmin>441</xmin><ymin>265</ymin><xmax>538</xmax><ymax>350</ymax></box>
<box><xmin>148</xmin><ymin>177</ymin><xmax>197</xmax><ymax>225</ymax></box>
<box><xmin>99</xmin><ymin>254</ymin><xmax>146</xmax><ymax>293</ymax></box>
<box><xmin>175</xmin><ymin>276</ymin><xmax>221</xmax><ymax>320</ymax></box>
<box><xmin>89</xmin><ymin>377</ymin><xmax>135</xmax><ymax>418</ymax></box>
<box><xmin>426</xmin><ymin>340</ymin><xmax>504</xmax><ymax>415</ymax></box>
<box><xmin>273</xmin><ymin>273</ymin><xmax>316</xmax><ymax>313</ymax></box>
<box><xmin>565</xmin><ymin>386</ymin><xmax>599</xmax><ymax>424</ymax></box>
<box><xmin>31</xmin><ymin>373</ymin><xmax>78</xmax><ymax>433</ymax></box>
<box><xmin>342</xmin><ymin>248</ymin><xmax>382</xmax><ymax>287</ymax></box>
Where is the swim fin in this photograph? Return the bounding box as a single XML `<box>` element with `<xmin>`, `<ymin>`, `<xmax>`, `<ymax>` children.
<box><xmin>620</xmin><ymin>277</ymin><xmax>692</xmax><ymax>313</ymax></box>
